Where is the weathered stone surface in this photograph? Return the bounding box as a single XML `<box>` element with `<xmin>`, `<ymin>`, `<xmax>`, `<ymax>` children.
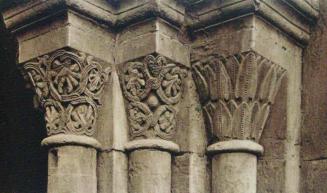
<box><xmin>302</xmin><ymin>0</ymin><xmax>327</xmax><ymax>161</ymax></box>
<box><xmin>175</xmin><ymin>74</ymin><xmax>207</xmax><ymax>154</ymax></box>
<box><xmin>301</xmin><ymin>160</ymin><xmax>327</xmax><ymax>193</ymax></box>
<box><xmin>116</xmin><ymin>19</ymin><xmax>190</xmax><ymax>66</ymax></box>
<box><xmin>96</xmin><ymin>69</ymin><xmax>128</xmax><ymax>151</ymax></box>
<box><xmin>301</xmin><ymin>1</ymin><xmax>327</xmax><ymax>193</ymax></box>
<box><xmin>47</xmin><ymin>146</ymin><xmax>97</xmax><ymax>193</ymax></box>
<box><xmin>257</xmin><ymin>159</ymin><xmax>285</xmax><ymax>193</ymax></box>
<box><xmin>128</xmin><ymin>149</ymin><xmax>172</xmax><ymax>193</ymax></box>
<box><xmin>212</xmin><ymin>152</ymin><xmax>257</xmax><ymax>193</ymax></box>
<box><xmin>191</xmin><ymin>11</ymin><xmax>302</xmax><ymax>193</ymax></box>
<box><xmin>172</xmin><ymin>153</ymin><xmax>210</xmax><ymax>193</ymax></box>
<box><xmin>97</xmin><ymin>150</ymin><xmax>128</xmax><ymax>193</ymax></box>
<box><xmin>0</xmin><ymin>0</ymin><xmax>321</xmax><ymax>193</ymax></box>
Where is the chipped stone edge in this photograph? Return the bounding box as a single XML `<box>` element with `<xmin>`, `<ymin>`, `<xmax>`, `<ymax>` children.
<box><xmin>125</xmin><ymin>139</ymin><xmax>180</xmax><ymax>153</ymax></box>
<box><xmin>207</xmin><ymin>140</ymin><xmax>264</xmax><ymax>156</ymax></box>
<box><xmin>41</xmin><ymin>134</ymin><xmax>102</xmax><ymax>149</ymax></box>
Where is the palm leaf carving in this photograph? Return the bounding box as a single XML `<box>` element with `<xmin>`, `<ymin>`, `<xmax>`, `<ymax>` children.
<box><xmin>192</xmin><ymin>62</ymin><xmax>210</xmax><ymax>103</ymax></box>
<box><xmin>217</xmin><ymin>62</ymin><xmax>232</xmax><ymax>101</ymax></box>
<box><xmin>235</xmin><ymin>52</ymin><xmax>258</xmax><ymax>100</ymax></box>
<box><xmin>192</xmin><ymin>51</ymin><xmax>286</xmax><ymax>142</ymax></box>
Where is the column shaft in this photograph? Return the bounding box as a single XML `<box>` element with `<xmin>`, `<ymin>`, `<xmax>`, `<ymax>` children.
<box><xmin>48</xmin><ymin>146</ymin><xmax>97</xmax><ymax>193</ymax></box>
<box><xmin>212</xmin><ymin>152</ymin><xmax>257</xmax><ymax>193</ymax></box>
<box><xmin>129</xmin><ymin>149</ymin><xmax>172</xmax><ymax>193</ymax></box>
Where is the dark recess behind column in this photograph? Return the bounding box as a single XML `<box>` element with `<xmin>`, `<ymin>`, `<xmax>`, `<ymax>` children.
<box><xmin>0</xmin><ymin>15</ymin><xmax>47</xmax><ymax>193</ymax></box>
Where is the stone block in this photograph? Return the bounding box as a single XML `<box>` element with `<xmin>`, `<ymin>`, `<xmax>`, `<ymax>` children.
<box><xmin>257</xmin><ymin>159</ymin><xmax>285</xmax><ymax>193</ymax></box>
<box><xmin>301</xmin><ymin>160</ymin><xmax>327</xmax><ymax>193</ymax></box>
<box><xmin>172</xmin><ymin>153</ymin><xmax>210</xmax><ymax>193</ymax></box>
<box><xmin>97</xmin><ymin>150</ymin><xmax>128</xmax><ymax>193</ymax></box>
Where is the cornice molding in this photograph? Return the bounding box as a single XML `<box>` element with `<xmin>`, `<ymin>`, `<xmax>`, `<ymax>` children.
<box><xmin>182</xmin><ymin>0</ymin><xmax>318</xmax><ymax>19</ymax></box>
<box><xmin>0</xmin><ymin>0</ymin><xmax>319</xmax><ymax>43</ymax></box>
<box><xmin>186</xmin><ymin>0</ymin><xmax>318</xmax><ymax>44</ymax></box>
<box><xmin>1</xmin><ymin>0</ymin><xmax>185</xmax><ymax>31</ymax></box>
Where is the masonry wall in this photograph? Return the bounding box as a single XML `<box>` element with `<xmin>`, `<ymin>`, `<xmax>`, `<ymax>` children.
<box><xmin>302</xmin><ymin>1</ymin><xmax>327</xmax><ymax>193</ymax></box>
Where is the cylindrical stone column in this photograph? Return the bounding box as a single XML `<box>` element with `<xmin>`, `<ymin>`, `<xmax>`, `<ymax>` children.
<box><xmin>119</xmin><ymin>54</ymin><xmax>187</xmax><ymax>193</ymax></box>
<box><xmin>208</xmin><ymin>140</ymin><xmax>263</xmax><ymax>193</ymax></box>
<box><xmin>21</xmin><ymin>49</ymin><xmax>110</xmax><ymax>193</ymax></box>
<box><xmin>42</xmin><ymin>135</ymin><xmax>101</xmax><ymax>193</ymax></box>
<box><xmin>125</xmin><ymin>139</ymin><xmax>180</xmax><ymax>193</ymax></box>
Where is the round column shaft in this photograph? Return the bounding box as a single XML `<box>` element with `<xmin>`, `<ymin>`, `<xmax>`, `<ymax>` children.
<box><xmin>125</xmin><ymin>139</ymin><xmax>180</xmax><ymax>193</ymax></box>
<box><xmin>42</xmin><ymin>134</ymin><xmax>101</xmax><ymax>193</ymax></box>
<box><xmin>208</xmin><ymin>140</ymin><xmax>263</xmax><ymax>193</ymax></box>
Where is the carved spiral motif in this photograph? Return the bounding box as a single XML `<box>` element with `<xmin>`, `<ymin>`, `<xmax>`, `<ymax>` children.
<box><xmin>121</xmin><ymin>55</ymin><xmax>187</xmax><ymax>140</ymax></box>
<box><xmin>67</xmin><ymin>101</ymin><xmax>97</xmax><ymax>136</ymax></box>
<box><xmin>153</xmin><ymin>105</ymin><xmax>176</xmax><ymax>140</ymax></box>
<box><xmin>24</xmin><ymin>49</ymin><xmax>111</xmax><ymax>137</ymax></box>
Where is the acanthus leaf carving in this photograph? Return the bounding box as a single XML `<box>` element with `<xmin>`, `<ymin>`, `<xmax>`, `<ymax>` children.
<box><xmin>121</xmin><ymin>54</ymin><xmax>187</xmax><ymax>140</ymax></box>
<box><xmin>23</xmin><ymin>49</ymin><xmax>111</xmax><ymax>137</ymax></box>
<box><xmin>192</xmin><ymin>51</ymin><xmax>286</xmax><ymax>143</ymax></box>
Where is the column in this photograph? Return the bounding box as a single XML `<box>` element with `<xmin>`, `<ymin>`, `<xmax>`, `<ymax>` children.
<box><xmin>23</xmin><ymin>49</ymin><xmax>110</xmax><ymax>193</ymax></box>
<box><xmin>1</xmin><ymin>3</ymin><xmax>115</xmax><ymax>193</ymax></box>
<box><xmin>116</xmin><ymin>16</ymin><xmax>190</xmax><ymax>193</ymax></box>
<box><xmin>187</xmin><ymin>0</ymin><xmax>317</xmax><ymax>192</ymax></box>
<box><xmin>119</xmin><ymin>53</ymin><xmax>188</xmax><ymax>193</ymax></box>
<box><xmin>193</xmin><ymin>51</ymin><xmax>286</xmax><ymax>193</ymax></box>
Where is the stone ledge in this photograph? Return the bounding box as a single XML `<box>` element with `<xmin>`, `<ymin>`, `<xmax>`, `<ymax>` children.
<box><xmin>125</xmin><ymin>139</ymin><xmax>180</xmax><ymax>153</ymax></box>
<box><xmin>187</xmin><ymin>0</ymin><xmax>317</xmax><ymax>44</ymax></box>
<box><xmin>41</xmin><ymin>134</ymin><xmax>102</xmax><ymax>149</ymax></box>
<box><xmin>1</xmin><ymin>0</ymin><xmax>318</xmax><ymax>44</ymax></box>
<box><xmin>1</xmin><ymin>0</ymin><xmax>185</xmax><ymax>31</ymax></box>
<box><xmin>207</xmin><ymin>140</ymin><xmax>264</xmax><ymax>156</ymax></box>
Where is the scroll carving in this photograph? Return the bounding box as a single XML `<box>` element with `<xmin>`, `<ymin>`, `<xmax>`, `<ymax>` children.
<box><xmin>23</xmin><ymin>49</ymin><xmax>111</xmax><ymax>136</ymax></box>
<box><xmin>192</xmin><ymin>51</ymin><xmax>286</xmax><ymax>142</ymax></box>
<box><xmin>121</xmin><ymin>55</ymin><xmax>187</xmax><ymax>140</ymax></box>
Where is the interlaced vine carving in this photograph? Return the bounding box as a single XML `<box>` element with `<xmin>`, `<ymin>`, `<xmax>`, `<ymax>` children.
<box><xmin>121</xmin><ymin>55</ymin><xmax>187</xmax><ymax>140</ymax></box>
<box><xmin>192</xmin><ymin>51</ymin><xmax>286</xmax><ymax>143</ymax></box>
<box><xmin>23</xmin><ymin>49</ymin><xmax>111</xmax><ymax>136</ymax></box>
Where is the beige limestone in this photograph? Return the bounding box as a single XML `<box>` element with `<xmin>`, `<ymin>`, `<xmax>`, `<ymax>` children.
<box><xmin>208</xmin><ymin>141</ymin><xmax>262</xmax><ymax>193</ymax></box>
<box><xmin>128</xmin><ymin>149</ymin><xmax>172</xmax><ymax>193</ymax></box>
<box><xmin>47</xmin><ymin>146</ymin><xmax>97</xmax><ymax>193</ymax></box>
<box><xmin>212</xmin><ymin>152</ymin><xmax>257</xmax><ymax>193</ymax></box>
<box><xmin>172</xmin><ymin>153</ymin><xmax>210</xmax><ymax>193</ymax></box>
<box><xmin>116</xmin><ymin>19</ymin><xmax>190</xmax><ymax>66</ymax></box>
<box><xmin>97</xmin><ymin>150</ymin><xmax>128</xmax><ymax>193</ymax></box>
<box><xmin>0</xmin><ymin>0</ymin><xmax>320</xmax><ymax>193</ymax></box>
<box><xmin>191</xmin><ymin>13</ymin><xmax>303</xmax><ymax>193</ymax></box>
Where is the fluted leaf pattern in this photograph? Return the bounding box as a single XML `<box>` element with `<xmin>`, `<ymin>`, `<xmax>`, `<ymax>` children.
<box><xmin>192</xmin><ymin>51</ymin><xmax>286</xmax><ymax>142</ymax></box>
<box><xmin>235</xmin><ymin>52</ymin><xmax>258</xmax><ymax>100</ymax></box>
<box><xmin>192</xmin><ymin>62</ymin><xmax>210</xmax><ymax>103</ymax></box>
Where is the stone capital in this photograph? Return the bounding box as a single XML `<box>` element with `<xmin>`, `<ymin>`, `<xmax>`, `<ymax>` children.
<box><xmin>22</xmin><ymin>48</ymin><xmax>111</xmax><ymax>144</ymax></box>
<box><xmin>192</xmin><ymin>51</ymin><xmax>286</xmax><ymax>144</ymax></box>
<box><xmin>119</xmin><ymin>54</ymin><xmax>188</xmax><ymax>142</ymax></box>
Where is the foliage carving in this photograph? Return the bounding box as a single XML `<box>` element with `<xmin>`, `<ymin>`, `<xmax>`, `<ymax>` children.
<box><xmin>23</xmin><ymin>49</ymin><xmax>111</xmax><ymax>136</ymax></box>
<box><xmin>121</xmin><ymin>55</ymin><xmax>187</xmax><ymax>140</ymax></box>
<box><xmin>192</xmin><ymin>51</ymin><xmax>286</xmax><ymax>142</ymax></box>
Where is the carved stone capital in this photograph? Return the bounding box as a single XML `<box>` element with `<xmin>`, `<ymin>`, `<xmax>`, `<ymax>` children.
<box><xmin>22</xmin><ymin>49</ymin><xmax>111</xmax><ymax>137</ymax></box>
<box><xmin>192</xmin><ymin>51</ymin><xmax>286</xmax><ymax>143</ymax></box>
<box><xmin>120</xmin><ymin>54</ymin><xmax>188</xmax><ymax>140</ymax></box>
